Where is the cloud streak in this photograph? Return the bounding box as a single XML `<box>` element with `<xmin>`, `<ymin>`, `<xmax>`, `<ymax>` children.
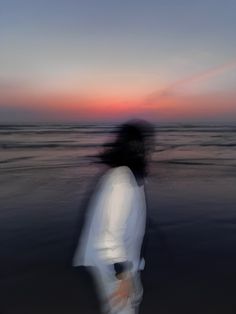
<box><xmin>145</xmin><ymin>59</ymin><xmax>236</xmax><ymax>106</ymax></box>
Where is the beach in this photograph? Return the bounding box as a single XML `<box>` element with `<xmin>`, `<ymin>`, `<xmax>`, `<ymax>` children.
<box><xmin>1</xmin><ymin>123</ymin><xmax>236</xmax><ymax>313</ymax></box>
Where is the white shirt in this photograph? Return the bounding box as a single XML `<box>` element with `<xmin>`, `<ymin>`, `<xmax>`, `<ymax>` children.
<box><xmin>72</xmin><ymin>166</ymin><xmax>147</xmax><ymax>273</ymax></box>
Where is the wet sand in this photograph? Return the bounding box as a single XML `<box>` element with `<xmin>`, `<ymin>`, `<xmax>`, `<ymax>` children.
<box><xmin>1</xmin><ymin>162</ymin><xmax>236</xmax><ymax>313</ymax></box>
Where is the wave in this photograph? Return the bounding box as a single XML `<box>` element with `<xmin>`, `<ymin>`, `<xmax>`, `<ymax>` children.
<box><xmin>164</xmin><ymin>160</ymin><xmax>214</xmax><ymax>166</ymax></box>
<box><xmin>156</xmin><ymin>159</ymin><xmax>215</xmax><ymax>166</ymax></box>
<box><xmin>0</xmin><ymin>124</ymin><xmax>115</xmax><ymax>133</ymax></box>
<box><xmin>154</xmin><ymin>158</ymin><xmax>236</xmax><ymax>166</ymax></box>
<box><xmin>0</xmin><ymin>143</ymin><xmax>101</xmax><ymax>149</ymax></box>
<box><xmin>200</xmin><ymin>143</ymin><xmax>236</xmax><ymax>147</ymax></box>
<box><xmin>0</xmin><ymin>124</ymin><xmax>236</xmax><ymax>133</ymax></box>
<box><xmin>1</xmin><ymin>141</ymin><xmax>235</xmax><ymax>150</ymax></box>
<box><xmin>0</xmin><ymin>159</ymin><xmax>94</xmax><ymax>172</ymax></box>
<box><xmin>0</xmin><ymin>129</ymin><xmax>115</xmax><ymax>135</ymax></box>
<box><xmin>0</xmin><ymin>156</ymin><xmax>34</xmax><ymax>164</ymax></box>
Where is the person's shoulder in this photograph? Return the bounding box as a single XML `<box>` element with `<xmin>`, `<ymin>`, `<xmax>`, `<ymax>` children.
<box><xmin>106</xmin><ymin>166</ymin><xmax>136</xmax><ymax>187</ymax></box>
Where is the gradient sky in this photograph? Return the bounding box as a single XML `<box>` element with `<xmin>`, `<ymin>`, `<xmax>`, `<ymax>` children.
<box><xmin>1</xmin><ymin>0</ymin><xmax>236</xmax><ymax>122</ymax></box>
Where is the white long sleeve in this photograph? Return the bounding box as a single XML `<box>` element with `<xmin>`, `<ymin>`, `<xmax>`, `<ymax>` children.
<box><xmin>73</xmin><ymin>166</ymin><xmax>146</xmax><ymax>272</ymax></box>
<box><xmin>94</xmin><ymin>177</ymin><xmax>134</xmax><ymax>264</ymax></box>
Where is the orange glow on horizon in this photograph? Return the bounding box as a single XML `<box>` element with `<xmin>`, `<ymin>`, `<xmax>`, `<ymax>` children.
<box><xmin>1</xmin><ymin>58</ymin><xmax>236</xmax><ymax>121</ymax></box>
<box><xmin>1</xmin><ymin>87</ymin><xmax>235</xmax><ymax>121</ymax></box>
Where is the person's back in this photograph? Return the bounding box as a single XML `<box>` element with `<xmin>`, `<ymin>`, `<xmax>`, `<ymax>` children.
<box><xmin>73</xmin><ymin>165</ymin><xmax>146</xmax><ymax>273</ymax></box>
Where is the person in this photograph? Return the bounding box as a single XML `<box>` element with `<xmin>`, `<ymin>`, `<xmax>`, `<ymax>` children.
<box><xmin>72</xmin><ymin>120</ymin><xmax>154</xmax><ymax>314</ymax></box>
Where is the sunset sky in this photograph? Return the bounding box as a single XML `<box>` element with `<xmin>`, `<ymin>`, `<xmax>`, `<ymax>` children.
<box><xmin>1</xmin><ymin>0</ymin><xmax>236</xmax><ymax>123</ymax></box>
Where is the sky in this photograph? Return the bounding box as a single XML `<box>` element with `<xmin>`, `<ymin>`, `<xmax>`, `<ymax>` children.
<box><xmin>0</xmin><ymin>0</ymin><xmax>236</xmax><ymax>123</ymax></box>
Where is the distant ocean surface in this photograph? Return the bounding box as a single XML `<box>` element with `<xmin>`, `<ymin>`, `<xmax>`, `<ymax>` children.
<box><xmin>1</xmin><ymin>123</ymin><xmax>236</xmax><ymax>313</ymax></box>
<box><xmin>1</xmin><ymin>123</ymin><xmax>236</xmax><ymax>171</ymax></box>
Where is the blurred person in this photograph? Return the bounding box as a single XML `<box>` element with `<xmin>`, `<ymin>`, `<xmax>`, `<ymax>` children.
<box><xmin>73</xmin><ymin>120</ymin><xmax>154</xmax><ymax>314</ymax></box>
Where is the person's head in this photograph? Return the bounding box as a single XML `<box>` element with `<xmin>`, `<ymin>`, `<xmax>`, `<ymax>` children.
<box><xmin>99</xmin><ymin>119</ymin><xmax>155</xmax><ymax>178</ymax></box>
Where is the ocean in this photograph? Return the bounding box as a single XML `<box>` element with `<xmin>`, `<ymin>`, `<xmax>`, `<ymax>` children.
<box><xmin>0</xmin><ymin>123</ymin><xmax>236</xmax><ymax>313</ymax></box>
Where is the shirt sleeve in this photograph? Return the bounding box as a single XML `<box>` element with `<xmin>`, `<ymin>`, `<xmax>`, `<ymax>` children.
<box><xmin>94</xmin><ymin>178</ymin><xmax>134</xmax><ymax>265</ymax></box>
